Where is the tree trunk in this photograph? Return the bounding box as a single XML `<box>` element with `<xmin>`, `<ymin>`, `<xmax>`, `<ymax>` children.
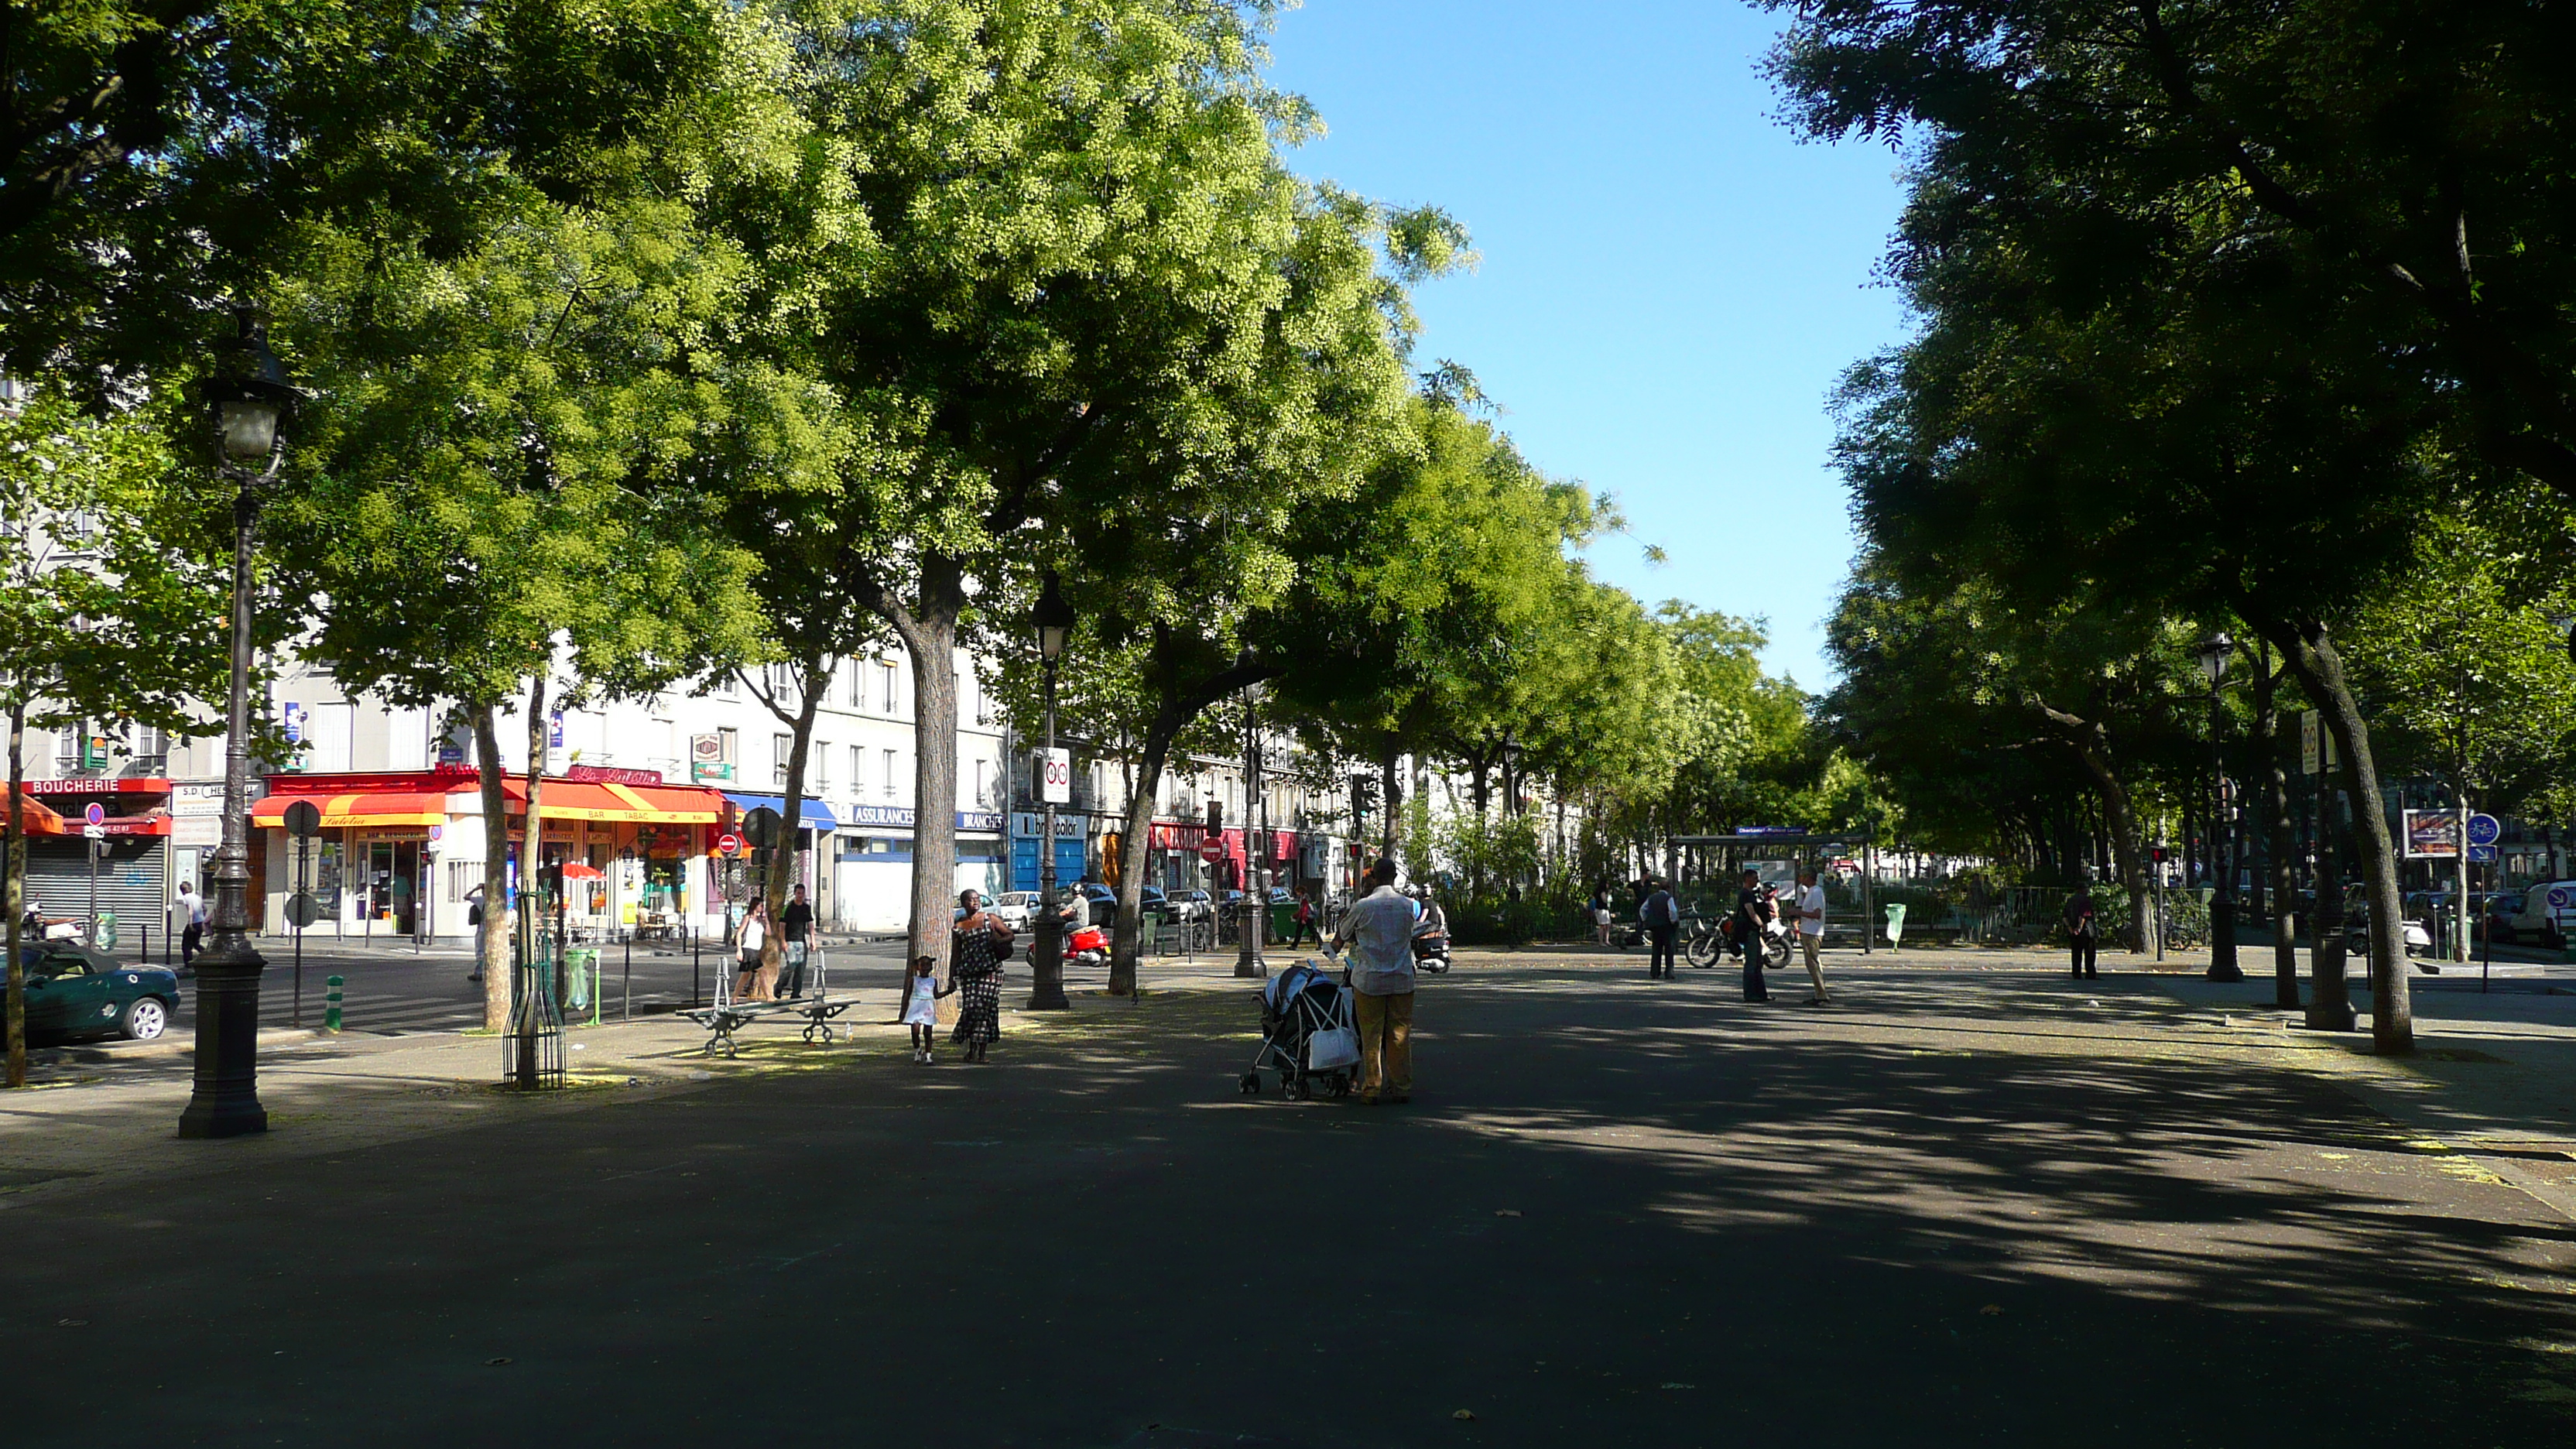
<box><xmin>2252</xmin><ymin>649</ymin><xmax>2300</xmax><ymax>1009</ymax></box>
<box><xmin>758</xmin><ymin>655</ymin><xmax>826</xmax><ymax>983</ymax></box>
<box><xmin>1108</xmin><ymin>727</ymin><xmax>1176</xmax><ymax>998</ymax></box>
<box><xmin>903</xmin><ymin>560</ymin><xmax>963</xmax><ymax>988</ymax></box>
<box><xmin>2308</xmin><ymin>778</ymin><xmax>2356</xmax><ymax>1030</ymax></box>
<box><xmin>472</xmin><ymin>704</ymin><xmax>512</xmax><ymax>1033</ymax></box>
<box><xmin>2259</xmin><ymin>618</ymin><xmax>2412</xmax><ymax>1053</ymax></box>
<box><xmin>2040</xmin><ymin>705</ymin><xmax>2152</xmax><ymax>952</ymax></box>
<box><xmin>5</xmin><ymin>698</ymin><xmax>25</xmax><ymax>1088</ymax></box>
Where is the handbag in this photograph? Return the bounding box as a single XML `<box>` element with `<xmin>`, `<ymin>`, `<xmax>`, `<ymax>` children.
<box><xmin>1307</xmin><ymin>1024</ymin><xmax>1360</xmax><ymax>1070</ymax></box>
<box><xmin>994</xmin><ymin>937</ymin><xmax>1016</xmax><ymax>961</ymax></box>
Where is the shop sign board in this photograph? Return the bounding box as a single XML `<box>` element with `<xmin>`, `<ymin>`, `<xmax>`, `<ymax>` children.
<box><xmin>690</xmin><ymin>733</ymin><xmax>733</xmax><ymax>781</ymax></box>
<box><xmin>1009</xmin><ymin>812</ymin><xmax>1084</xmax><ymax>839</ymax></box>
<box><xmin>172</xmin><ymin>784</ymin><xmax>222</xmax><ymax>817</ymax></box>
<box><xmin>173</xmin><ymin>817</ymin><xmax>220</xmax><ymax>847</ymax></box>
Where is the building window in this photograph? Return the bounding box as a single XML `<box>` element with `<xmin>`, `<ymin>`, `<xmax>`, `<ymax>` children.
<box><xmin>850</xmin><ymin>745</ymin><xmax>864</xmax><ymax>797</ymax></box>
<box><xmin>772</xmin><ymin>733</ymin><xmax>792</xmax><ymax>787</ymax></box>
<box><xmin>881</xmin><ymin>748</ymin><xmax>899</xmax><ymax>800</ymax></box>
<box><xmin>973</xmin><ymin>759</ymin><xmax>989</xmax><ymax>807</ymax></box>
<box><xmin>812</xmin><ymin>741</ymin><xmax>830</xmax><ymax>789</ymax></box>
<box><xmin>880</xmin><ymin>661</ymin><xmax>898</xmax><ymax>714</ymax></box>
<box><xmin>713</xmin><ymin>672</ymin><xmax>736</xmax><ymax>700</ymax></box>
<box><xmin>717</xmin><ymin>727</ymin><xmax>738</xmax><ymax>778</ymax></box>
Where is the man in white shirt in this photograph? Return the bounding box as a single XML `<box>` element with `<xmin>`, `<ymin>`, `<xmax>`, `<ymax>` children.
<box><xmin>175</xmin><ymin>881</ymin><xmax>207</xmax><ymax>970</ymax></box>
<box><xmin>1330</xmin><ymin>858</ymin><xmax>1421</xmax><ymax>1105</ymax></box>
<box><xmin>1793</xmin><ymin>869</ymin><xmax>1831</xmax><ymax>1005</ymax></box>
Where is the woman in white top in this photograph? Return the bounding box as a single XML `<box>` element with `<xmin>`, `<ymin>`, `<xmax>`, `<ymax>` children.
<box><xmin>735</xmin><ymin>899</ymin><xmax>772</xmax><ymax>1002</ymax></box>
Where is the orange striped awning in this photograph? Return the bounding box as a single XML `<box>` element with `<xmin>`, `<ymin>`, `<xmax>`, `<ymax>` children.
<box><xmin>503</xmin><ymin>779</ymin><xmax>721</xmax><ymax>824</ymax></box>
<box><xmin>253</xmin><ymin>790</ymin><xmax>451</xmax><ymax>828</ymax></box>
<box><xmin>4</xmin><ymin>792</ymin><xmax>68</xmax><ymax>834</ymax></box>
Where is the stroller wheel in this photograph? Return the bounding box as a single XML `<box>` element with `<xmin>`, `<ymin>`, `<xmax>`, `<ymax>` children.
<box><xmin>1329</xmin><ymin>1074</ymin><xmax>1351</xmax><ymax>1098</ymax></box>
<box><xmin>1285</xmin><ymin>1075</ymin><xmax>1309</xmax><ymax>1101</ymax></box>
<box><xmin>1238</xmin><ymin>1073</ymin><xmax>1260</xmax><ymax>1094</ymax></box>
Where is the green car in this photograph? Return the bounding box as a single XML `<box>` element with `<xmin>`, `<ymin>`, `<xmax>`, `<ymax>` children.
<box><xmin>16</xmin><ymin>940</ymin><xmax>179</xmax><ymax>1041</ymax></box>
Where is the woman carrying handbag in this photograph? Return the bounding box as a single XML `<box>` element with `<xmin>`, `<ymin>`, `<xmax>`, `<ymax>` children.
<box><xmin>951</xmin><ymin>889</ymin><xmax>1014</xmax><ymax>1064</ymax></box>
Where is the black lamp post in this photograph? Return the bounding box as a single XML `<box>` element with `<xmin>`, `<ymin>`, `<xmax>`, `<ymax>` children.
<box><xmin>1235</xmin><ymin>662</ymin><xmax>1269</xmax><ymax>980</ymax></box>
<box><xmin>180</xmin><ymin>310</ymin><xmax>296</xmax><ymax>1139</ymax></box>
<box><xmin>1028</xmin><ymin>573</ymin><xmax>1075</xmax><ymax>1010</ymax></box>
<box><xmin>2200</xmin><ymin>632</ymin><xmax>2242</xmax><ymax>982</ymax></box>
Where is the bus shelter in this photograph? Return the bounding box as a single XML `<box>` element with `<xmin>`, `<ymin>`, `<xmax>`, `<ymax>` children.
<box><xmin>1663</xmin><ymin>831</ymin><xmax>1879</xmax><ymax>954</ymax></box>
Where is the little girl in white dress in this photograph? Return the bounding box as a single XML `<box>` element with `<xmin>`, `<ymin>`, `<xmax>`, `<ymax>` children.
<box><xmin>902</xmin><ymin>955</ymin><xmax>952</xmax><ymax>1064</ymax></box>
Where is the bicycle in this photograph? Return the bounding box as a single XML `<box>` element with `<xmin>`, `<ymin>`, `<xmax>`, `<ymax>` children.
<box><xmin>2157</xmin><ymin>909</ymin><xmax>2207</xmax><ymax>951</ymax></box>
<box><xmin>1682</xmin><ymin>911</ymin><xmax>1725</xmax><ymax>968</ymax></box>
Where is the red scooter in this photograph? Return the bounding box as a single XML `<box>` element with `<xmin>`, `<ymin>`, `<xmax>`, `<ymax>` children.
<box><xmin>1066</xmin><ymin>922</ymin><xmax>1110</xmax><ymax>968</ymax></box>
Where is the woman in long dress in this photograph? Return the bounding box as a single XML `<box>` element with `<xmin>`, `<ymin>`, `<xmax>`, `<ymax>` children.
<box><xmin>951</xmin><ymin>889</ymin><xmax>1011</xmax><ymax>1063</ymax></box>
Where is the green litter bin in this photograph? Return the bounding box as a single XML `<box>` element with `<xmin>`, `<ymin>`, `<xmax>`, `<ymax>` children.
<box><xmin>1882</xmin><ymin>903</ymin><xmax>1907</xmax><ymax>948</ymax></box>
<box><xmin>565</xmin><ymin>947</ymin><xmax>600</xmax><ymax>1021</ymax></box>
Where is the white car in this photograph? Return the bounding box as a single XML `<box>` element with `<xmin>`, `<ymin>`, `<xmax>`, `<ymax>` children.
<box><xmin>989</xmin><ymin>891</ymin><xmax>1038</xmax><ymax>930</ymax></box>
<box><xmin>2506</xmin><ymin>881</ymin><xmax>2576</xmax><ymax>947</ymax></box>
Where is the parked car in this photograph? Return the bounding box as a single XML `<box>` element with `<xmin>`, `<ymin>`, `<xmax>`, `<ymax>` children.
<box><xmin>1137</xmin><ymin>886</ymin><xmax>1170</xmax><ymax>919</ymax></box>
<box><xmin>1166</xmin><ymin>889</ymin><xmax>1214</xmax><ymax>921</ymax></box>
<box><xmin>16</xmin><ymin>940</ymin><xmax>178</xmax><ymax>1041</ymax></box>
<box><xmin>2342</xmin><ymin>886</ymin><xmax>2435</xmax><ymax>957</ymax></box>
<box><xmin>989</xmin><ymin>891</ymin><xmax>1038</xmax><ymax>930</ymax></box>
<box><xmin>1080</xmin><ymin>882</ymin><xmax>1117</xmax><ymax>926</ymax></box>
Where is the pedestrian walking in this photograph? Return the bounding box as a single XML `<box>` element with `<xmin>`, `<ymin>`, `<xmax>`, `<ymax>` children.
<box><xmin>1792</xmin><ymin>868</ymin><xmax>1831</xmax><ymax>1005</ymax></box>
<box><xmin>734</xmin><ymin>898</ymin><xmax>772</xmax><ymax>1002</ymax></box>
<box><xmin>951</xmin><ymin>889</ymin><xmax>1011</xmax><ymax>1064</ymax></box>
<box><xmin>776</xmin><ymin>885</ymin><xmax>815</xmax><ymax>998</ymax></box>
<box><xmin>902</xmin><ymin>954</ymin><xmax>953</xmax><ymax>1064</ymax></box>
<box><xmin>1287</xmin><ymin>891</ymin><xmax>1318</xmax><ymax>947</ymax></box>
<box><xmin>1734</xmin><ymin>870</ymin><xmax>1773</xmax><ymax>1002</ymax></box>
<box><xmin>175</xmin><ymin>881</ymin><xmax>206</xmax><ymax>969</ymax></box>
<box><xmin>2064</xmin><ymin>884</ymin><xmax>2101</xmax><ymax>979</ymax></box>
<box><xmin>1639</xmin><ymin>879</ymin><xmax>1680</xmax><ymax>978</ymax></box>
<box><xmin>1330</xmin><ymin>858</ymin><xmax>1420</xmax><ymax>1105</ymax></box>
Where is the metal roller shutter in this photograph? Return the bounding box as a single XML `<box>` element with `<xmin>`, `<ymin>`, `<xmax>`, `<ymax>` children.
<box><xmin>22</xmin><ymin>838</ymin><xmax>170</xmax><ymax>948</ymax></box>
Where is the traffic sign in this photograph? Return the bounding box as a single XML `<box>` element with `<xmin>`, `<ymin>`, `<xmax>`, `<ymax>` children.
<box><xmin>83</xmin><ymin>803</ymin><xmax>104</xmax><ymax>826</ymax></box>
<box><xmin>715</xmin><ymin>832</ymin><xmax>743</xmax><ymax>858</ymax></box>
<box><xmin>286</xmin><ymin>892</ymin><xmax>323</xmax><ymax>928</ymax></box>
<box><xmin>1036</xmin><ymin>747</ymin><xmax>1072</xmax><ymax>805</ymax></box>
<box><xmin>82</xmin><ymin>824</ymin><xmax>105</xmax><ymax>841</ymax></box>
<box><xmin>283</xmin><ymin>799</ymin><xmax>322</xmax><ymax>839</ymax></box>
<box><xmin>742</xmin><ymin>805</ymin><xmax>782</xmax><ymax>851</ymax></box>
<box><xmin>2467</xmin><ymin>813</ymin><xmax>2501</xmax><ymax>846</ymax></box>
<box><xmin>1197</xmin><ymin>835</ymin><xmax>1226</xmax><ymax>865</ymax></box>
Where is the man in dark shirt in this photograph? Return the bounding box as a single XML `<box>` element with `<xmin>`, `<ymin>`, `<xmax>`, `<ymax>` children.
<box><xmin>776</xmin><ymin>886</ymin><xmax>816</xmax><ymax>997</ymax></box>
<box><xmin>1734</xmin><ymin>870</ymin><xmax>1772</xmax><ymax>1002</ymax></box>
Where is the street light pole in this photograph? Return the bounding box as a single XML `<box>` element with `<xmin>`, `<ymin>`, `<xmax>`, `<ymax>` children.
<box><xmin>2201</xmin><ymin>633</ymin><xmax>2242</xmax><ymax>981</ymax></box>
<box><xmin>1028</xmin><ymin>575</ymin><xmax>1074</xmax><ymax>1010</ymax></box>
<box><xmin>1235</xmin><ymin>675</ymin><xmax>1267</xmax><ymax>980</ymax></box>
<box><xmin>180</xmin><ymin>309</ymin><xmax>294</xmax><ymax>1139</ymax></box>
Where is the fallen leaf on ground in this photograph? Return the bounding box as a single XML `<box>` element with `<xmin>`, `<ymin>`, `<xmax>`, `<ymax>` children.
<box><xmin>1495</xmin><ymin>1209</ymin><xmax>1522</xmax><ymax>1218</ymax></box>
<box><xmin>1979</xmin><ymin>1304</ymin><xmax>2003</xmax><ymax>1316</ymax></box>
<box><xmin>1453</xmin><ymin>1410</ymin><xmax>1476</xmax><ymax>1420</ymax></box>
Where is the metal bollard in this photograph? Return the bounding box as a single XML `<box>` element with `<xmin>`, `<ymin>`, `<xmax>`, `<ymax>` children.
<box><xmin>325</xmin><ymin>974</ymin><xmax>344</xmax><ymax>1032</ymax></box>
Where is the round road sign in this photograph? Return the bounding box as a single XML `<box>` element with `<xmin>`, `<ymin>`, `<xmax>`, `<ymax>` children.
<box><xmin>1197</xmin><ymin>834</ymin><xmax>1226</xmax><ymax>865</ymax></box>
<box><xmin>283</xmin><ymin>799</ymin><xmax>322</xmax><ymax>839</ymax></box>
<box><xmin>285</xmin><ymin>892</ymin><xmax>322</xmax><ymax>928</ymax></box>
<box><xmin>742</xmin><ymin>805</ymin><xmax>783</xmax><ymax>851</ymax></box>
<box><xmin>2467</xmin><ymin>813</ymin><xmax>2502</xmax><ymax>846</ymax></box>
<box><xmin>84</xmin><ymin>803</ymin><xmax>105</xmax><ymax>826</ymax></box>
<box><xmin>716</xmin><ymin>832</ymin><xmax>743</xmax><ymax>858</ymax></box>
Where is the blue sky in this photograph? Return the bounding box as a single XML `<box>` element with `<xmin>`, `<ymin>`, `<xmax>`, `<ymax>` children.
<box><xmin>1262</xmin><ymin>1</ymin><xmax>1913</xmax><ymax>690</ymax></box>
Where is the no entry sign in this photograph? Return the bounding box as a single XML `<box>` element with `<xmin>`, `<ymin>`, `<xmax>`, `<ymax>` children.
<box><xmin>715</xmin><ymin>832</ymin><xmax>743</xmax><ymax>858</ymax></box>
<box><xmin>1197</xmin><ymin>835</ymin><xmax>1226</xmax><ymax>864</ymax></box>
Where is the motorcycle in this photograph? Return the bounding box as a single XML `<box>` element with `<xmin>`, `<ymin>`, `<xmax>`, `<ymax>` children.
<box><xmin>1066</xmin><ymin>922</ymin><xmax>1110</xmax><ymax>968</ymax></box>
<box><xmin>1412</xmin><ymin>932</ymin><xmax>1452</xmax><ymax>975</ymax></box>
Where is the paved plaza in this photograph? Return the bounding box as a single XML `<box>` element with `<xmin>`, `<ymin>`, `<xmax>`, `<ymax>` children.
<box><xmin>4</xmin><ymin>945</ymin><xmax>2574</xmax><ymax>1447</ymax></box>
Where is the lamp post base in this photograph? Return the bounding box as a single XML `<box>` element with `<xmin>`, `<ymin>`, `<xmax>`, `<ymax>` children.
<box><xmin>1028</xmin><ymin>915</ymin><xmax>1069</xmax><ymax>1011</ymax></box>
<box><xmin>2206</xmin><ymin>899</ymin><xmax>2242</xmax><ymax>981</ymax></box>
<box><xmin>176</xmin><ymin>944</ymin><xmax>268</xmax><ymax>1139</ymax></box>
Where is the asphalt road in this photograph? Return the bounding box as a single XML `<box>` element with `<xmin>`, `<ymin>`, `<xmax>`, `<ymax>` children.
<box><xmin>5</xmin><ymin>959</ymin><xmax>2572</xmax><ymax>1447</ymax></box>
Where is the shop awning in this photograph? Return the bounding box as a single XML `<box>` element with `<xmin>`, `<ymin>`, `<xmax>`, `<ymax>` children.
<box><xmin>721</xmin><ymin>792</ymin><xmax>838</xmax><ymax>831</ymax></box>
<box><xmin>255</xmin><ymin>790</ymin><xmax>451</xmax><ymax>828</ymax></box>
<box><xmin>509</xmin><ymin>779</ymin><xmax>723</xmax><ymax>824</ymax></box>
<box><xmin>3</xmin><ymin>793</ymin><xmax>68</xmax><ymax>835</ymax></box>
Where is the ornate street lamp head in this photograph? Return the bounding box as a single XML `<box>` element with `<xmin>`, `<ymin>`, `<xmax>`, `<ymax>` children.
<box><xmin>201</xmin><ymin>307</ymin><xmax>297</xmax><ymax>463</ymax></box>
<box><xmin>1035</xmin><ymin>570</ymin><xmax>1076</xmax><ymax>661</ymax></box>
<box><xmin>2197</xmin><ymin>632</ymin><xmax>2232</xmax><ymax>687</ymax></box>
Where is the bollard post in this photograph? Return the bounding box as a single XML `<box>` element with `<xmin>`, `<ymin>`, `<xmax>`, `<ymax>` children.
<box><xmin>324</xmin><ymin>974</ymin><xmax>344</xmax><ymax>1032</ymax></box>
<box><xmin>623</xmin><ymin>936</ymin><xmax>632</xmax><ymax>1022</ymax></box>
<box><xmin>692</xmin><ymin>923</ymin><xmax>702</xmax><ymax>1008</ymax></box>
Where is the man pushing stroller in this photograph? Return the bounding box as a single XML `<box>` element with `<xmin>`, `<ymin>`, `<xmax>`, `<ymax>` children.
<box><xmin>1330</xmin><ymin>858</ymin><xmax>1430</xmax><ymax>1105</ymax></box>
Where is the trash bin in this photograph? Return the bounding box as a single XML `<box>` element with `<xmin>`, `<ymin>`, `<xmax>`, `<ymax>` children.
<box><xmin>1882</xmin><ymin>903</ymin><xmax>1907</xmax><ymax>947</ymax></box>
<box><xmin>565</xmin><ymin>947</ymin><xmax>599</xmax><ymax>1014</ymax></box>
<box><xmin>93</xmin><ymin>909</ymin><xmax>118</xmax><ymax>950</ymax></box>
<box><xmin>1269</xmin><ymin>901</ymin><xmax>1297</xmax><ymax>940</ymax></box>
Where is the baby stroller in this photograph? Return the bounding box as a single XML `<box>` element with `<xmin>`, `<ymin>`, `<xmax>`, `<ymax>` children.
<box><xmin>1238</xmin><ymin>956</ymin><xmax>1361</xmax><ymax>1100</ymax></box>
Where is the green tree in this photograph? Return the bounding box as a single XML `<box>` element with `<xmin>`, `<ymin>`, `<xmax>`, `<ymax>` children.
<box><xmin>0</xmin><ymin>389</ymin><xmax>235</xmax><ymax>1086</ymax></box>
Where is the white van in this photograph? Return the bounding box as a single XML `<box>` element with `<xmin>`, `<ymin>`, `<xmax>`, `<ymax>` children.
<box><xmin>2506</xmin><ymin>881</ymin><xmax>2576</xmax><ymax>946</ymax></box>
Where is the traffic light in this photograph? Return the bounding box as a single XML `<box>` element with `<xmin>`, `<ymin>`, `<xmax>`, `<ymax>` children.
<box><xmin>1205</xmin><ymin>797</ymin><xmax>1222</xmax><ymax>833</ymax></box>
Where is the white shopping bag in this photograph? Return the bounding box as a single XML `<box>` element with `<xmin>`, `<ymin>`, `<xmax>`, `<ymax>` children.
<box><xmin>1307</xmin><ymin>1026</ymin><xmax>1360</xmax><ymax>1071</ymax></box>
